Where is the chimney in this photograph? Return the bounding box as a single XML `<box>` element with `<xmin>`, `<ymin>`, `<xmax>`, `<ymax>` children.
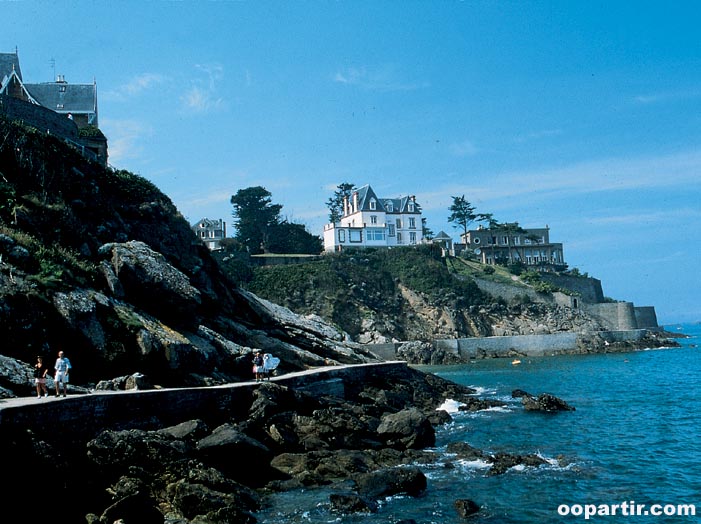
<box><xmin>56</xmin><ymin>75</ymin><xmax>66</xmax><ymax>83</ymax></box>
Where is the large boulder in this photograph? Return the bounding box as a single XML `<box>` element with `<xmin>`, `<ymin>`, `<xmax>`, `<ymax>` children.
<box><xmin>521</xmin><ymin>392</ymin><xmax>575</xmax><ymax>412</ymax></box>
<box><xmin>353</xmin><ymin>466</ymin><xmax>427</xmax><ymax>499</ymax></box>
<box><xmin>377</xmin><ymin>407</ymin><xmax>435</xmax><ymax>449</ymax></box>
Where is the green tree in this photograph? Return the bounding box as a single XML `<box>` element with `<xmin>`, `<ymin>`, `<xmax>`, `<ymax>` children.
<box><xmin>267</xmin><ymin>221</ymin><xmax>323</xmax><ymax>254</ymax></box>
<box><xmin>497</xmin><ymin>221</ymin><xmax>527</xmax><ymax>263</ymax></box>
<box><xmin>326</xmin><ymin>182</ymin><xmax>356</xmax><ymax>223</ymax></box>
<box><xmin>421</xmin><ymin>217</ymin><xmax>434</xmax><ymax>240</ymax></box>
<box><xmin>230</xmin><ymin>186</ymin><xmax>282</xmax><ymax>254</ymax></box>
<box><xmin>447</xmin><ymin>195</ymin><xmax>477</xmax><ymax>241</ymax></box>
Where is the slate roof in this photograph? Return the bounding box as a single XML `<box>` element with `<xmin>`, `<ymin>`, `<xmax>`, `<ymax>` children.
<box><xmin>433</xmin><ymin>230</ymin><xmax>452</xmax><ymax>240</ymax></box>
<box><xmin>0</xmin><ymin>52</ymin><xmax>22</xmax><ymax>85</ymax></box>
<box><xmin>354</xmin><ymin>185</ymin><xmax>386</xmax><ymax>212</ymax></box>
<box><xmin>352</xmin><ymin>184</ymin><xmax>422</xmax><ymax>214</ymax></box>
<box><xmin>25</xmin><ymin>81</ymin><xmax>97</xmax><ymax>115</ymax></box>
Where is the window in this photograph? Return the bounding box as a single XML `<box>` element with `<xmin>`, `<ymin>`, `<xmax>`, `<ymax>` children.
<box><xmin>408</xmin><ymin>202</ymin><xmax>414</xmax><ymax>212</ymax></box>
<box><xmin>409</xmin><ymin>232</ymin><xmax>417</xmax><ymax>244</ymax></box>
<box><xmin>349</xmin><ymin>230</ymin><xmax>362</xmax><ymax>242</ymax></box>
<box><xmin>388</xmin><ymin>224</ymin><xmax>395</xmax><ymax>236</ymax></box>
<box><xmin>501</xmin><ymin>236</ymin><xmax>508</xmax><ymax>244</ymax></box>
<box><xmin>409</xmin><ymin>217</ymin><xmax>416</xmax><ymax>229</ymax></box>
<box><xmin>397</xmin><ymin>232</ymin><xmax>403</xmax><ymax>244</ymax></box>
<box><xmin>370</xmin><ymin>215</ymin><xmax>378</xmax><ymax>224</ymax></box>
<box><xmin>369</xmin><ymin>199</ymin><xmax>376</xmax><ymax>210</ymax></box>
<box><xmin>473</xmin><ymin>237</ymin><xmax>481</xmax><ymax>245</ymax></box>
<box><xmin>366</xmin><ymin>229</ymin><xmax>385</xmax><ymax>241</ymax></box>
<box><xmin>396</xmin><ymin>218</ymin><xmax>402</xmax><ymax>228</ymax></box>
<box><xmin>338</xmin><ymin>230</ymin><xmax>346</xmax><ymax>242</ymax></box>
<box><xmin>386</xmin><ymin>201</ymin><xmax>393</xmax><ymax>212</ymax></box>
<box><xmin>514</xmin><ymin>237</ymin><xmax>521</xmax><ymax>245</ymax></box>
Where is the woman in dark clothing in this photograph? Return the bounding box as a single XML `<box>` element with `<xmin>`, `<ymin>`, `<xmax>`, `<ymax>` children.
<box><xmin>252</xmin><ymin>350</ymin><xmax>264</xmax><ymax>381</ymax></box>
<box><xmin>34</xmin><ymin>356</ymin><xmax>49</xmax><ymax>398</ymax></box>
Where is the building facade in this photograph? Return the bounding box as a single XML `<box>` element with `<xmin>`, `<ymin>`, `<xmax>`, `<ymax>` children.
<box><xmin>461</xmin><ymin>225</ymin><xmax>565</xmax><ymax>268</ymax></box>
<box><xmin>323</xmin><ymin>185</ymin><xmax>423</xmax><ymax>252</ymax></box>
<box><xmin>0</xmin><ymin>50</ymin><xmax>107</xmax><ymax>165</ymax></box>
<box><xmin>192</xmin><ymin>218</ymin><xmax>227</xmax><ymax>251</ymax></box>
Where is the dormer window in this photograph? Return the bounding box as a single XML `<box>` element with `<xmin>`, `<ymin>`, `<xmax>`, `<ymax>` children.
<box><xmin>369</xmin><ymin>198</ymin><xmax>376</xmax><ymax>210</ymax></box>
<box><xmin>386</xmin><ymin>201</ymin><xmax>393</xmax><ymax>212</ymax></box>
<box><xmin>408</xmin><ymin>202</ymin><xmax>414</xmax><ymax>212</ymax></box>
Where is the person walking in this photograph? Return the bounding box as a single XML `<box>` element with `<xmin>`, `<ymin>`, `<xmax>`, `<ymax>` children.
<box><xmin>54</xmin><ymin>350</ymin><xmax>71</xmax><ymax>397</ymax></box>
<box><xmin>252</xmin><ymin>350</ymin><xmax>264</xmax><ymax>381</ymax></box>
<box><xmin>33</xmin><ymin>356</ymin><xmax>49</xmax><ymax>398</ymax></box>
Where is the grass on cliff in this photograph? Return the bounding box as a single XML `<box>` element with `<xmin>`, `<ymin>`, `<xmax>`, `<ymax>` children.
<box><xmin>245</xmin><ymin>245</ymin><xmax>489</xmax><ymax>311</ymax></box>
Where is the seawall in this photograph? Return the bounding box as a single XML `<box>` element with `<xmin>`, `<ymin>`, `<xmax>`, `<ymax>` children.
<box><xmin>369</xmin><ymin>329</ymin><xmax>656</xmax><ymax>359</ymax></box>
<box><xmin>0</xmin><ymin>361</ymin><xmax>407</xmax><ymax>437</ymax></box>
<box><xmin>433</xmin><ymin>329</ymin><xmax>651</xmax><ymax>358</ymax></box>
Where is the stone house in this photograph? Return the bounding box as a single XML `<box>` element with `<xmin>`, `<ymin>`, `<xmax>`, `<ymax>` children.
<box><xmin>192</xmin><ymin>218</ymin><xmax>227</xmax><ymax>251</ymax></box>
<box><xmin>0</xmin><ymin>49</ymin><xmax>107</xmax><ymax>165</ymax></box>
<box><xmin>461</xmin><ymin>225</ymin><xmax>565</xmax><ymax>269</ymax></box>
<box><xmin>323</xmin><ymin>184</ymin><xmax>423</xmax><ymax>252</ymax></box>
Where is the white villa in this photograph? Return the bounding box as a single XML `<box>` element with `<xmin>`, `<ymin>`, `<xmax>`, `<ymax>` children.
<box><xmin>323</xmin><ymin>185</ymin><xmax>423</xmax><ymax>252</ymax></box>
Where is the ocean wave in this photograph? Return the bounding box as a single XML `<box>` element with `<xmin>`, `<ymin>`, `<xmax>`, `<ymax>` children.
<box><xmin>436</xmin><ymin>398</ymin><xmax>465</xmax><ymax>413</ymax></box>
<box><xmin>456</xmin><ymin>458</ymin><xmax>492</xmax><ymax>470</ymax></box>
<box><xmin>468</xmin><ymin>385</ymin><xmax>496</xmax><ymax>396</ymax></box>
<box><xmin>476</xmin><ymin>405</ymin><xmax>512</xmax><ymax>413</ymax></box>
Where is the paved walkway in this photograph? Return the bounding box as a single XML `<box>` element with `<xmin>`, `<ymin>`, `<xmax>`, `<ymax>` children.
<box><xmin>0</xmin><ymin>361</ymin><xmax>405</xmax><ymax>413</ymax></box>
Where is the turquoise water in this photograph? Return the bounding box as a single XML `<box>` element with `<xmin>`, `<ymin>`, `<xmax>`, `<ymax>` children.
<box><xmin>258</xmin><ymin>323</ymin><xmax>700</xmax><ymax>523</ymax></box>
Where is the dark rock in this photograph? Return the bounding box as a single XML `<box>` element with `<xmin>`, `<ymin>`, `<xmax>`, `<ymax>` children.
<box><xmin>454</xmin><ymin>498</ymin><xmax>480</xmax><ymax>518</ymax></box>
<box><xmin>446</xmin><ymin>441</ymin><xmax>486</xmax><ymax>460</ymax></box>
<box><xmin>329</xmin><ymin>492</ymin><xmax>379</xmax><ymax>513</ymax></box>
<box><xmin>487</xmin><ymin>452</ymin><xmax>547</xmax><ymax>475</ymax></box>
<box><xmin>377</xmin><ymin>407</ymin><xmax>435</xmax><ymax>449</ymax></box>
<box><xmin>158</xmin><ymin>419</ymin><xmax>210</xmax><ymax>441</ymax></box>
<box><xmin>166</xmin><ymin>479</ymin><xmax>258</xmax><ymax>524</ymax></box>
<box><xmin>511</xmin><ymin>388</ymin><xmax>531</xmax><ymax>398</ymax></box>
<box><xmin>99</xmin><ymin>491</ymin><xmax>164</xmax><ymax>524</ymax></box>
<box><xmin>196</xmin><ymin>423</ymin><xmax>272</xmax><ymax>485</ymax></box>
<box><xmin>354</xmin><ymin>466</ymin><xmax>427</xmax><ymax>499</ymax></box>
<box><xmin>522</xmin><ymin>393</ymin><xmax>575</xmax><ymax>412</ymax></box>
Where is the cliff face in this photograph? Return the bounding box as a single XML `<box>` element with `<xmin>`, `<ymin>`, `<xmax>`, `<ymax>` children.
<box><xmin>0</xmin><ymin>118</ymin><xmax>379</xmax><ymax>396</ymax></box>
<box><xmin>245</xmin><ymin>252</ymin><xmax>613</xmax><ymax>345</ymax></box>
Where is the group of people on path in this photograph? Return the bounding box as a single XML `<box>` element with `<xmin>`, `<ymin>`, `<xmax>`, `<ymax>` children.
<box><xmin>251</xmin><ymin>350</ymin><xmax>280</xmax><ymax>381</ymax></box>
<box><xmin>33</xmin><ymin>349</ymin><xmax>72</xmax><ymax>398</ymax></box>
<box><xmin>34</xmin><ymin>347</ymin><xmax>278</xmax><ymax>396</ymax></box>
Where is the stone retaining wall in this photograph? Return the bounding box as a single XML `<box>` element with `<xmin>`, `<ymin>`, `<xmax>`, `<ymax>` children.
<box><xmin>0</xmin><ymin>362</ymin><xmax>407</xmax><ymax>437</ymax></box>
<box><xmin>433</xmin><ymin>329</ymin><xmax>650</xmax><ymax>358</ymax></box>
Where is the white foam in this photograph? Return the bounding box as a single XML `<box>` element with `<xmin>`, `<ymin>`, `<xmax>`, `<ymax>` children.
<box><xmin>437</xmin><ymin>398</ymin><xmax>465</xmax><ymax>413</ymax></box>
<box><xmin>456</xmin><ymin>458</ymin><xmax>492</xmax><ymax>469</ymax></box>
<box><xmin>469</xmin><ymin>385</ymin><xmax>496</xmax><ymax>396</ymax></box>
<box><xmin>478</xmin><ymin>405</ymin><xmax>511</xmax><ymax>413</ymax></box>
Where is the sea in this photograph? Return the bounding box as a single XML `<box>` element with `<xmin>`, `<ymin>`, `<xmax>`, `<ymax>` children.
<box><xmin>257</xmin><ymin>322</ymin><xmax>700</xmax><ymax>523</ymax></box>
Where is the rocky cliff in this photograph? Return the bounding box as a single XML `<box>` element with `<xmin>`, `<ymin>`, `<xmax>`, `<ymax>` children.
<box><xmin>244</xmin><ymin>250</ymin><xmax>675</xmax><ymax>355</ymax></box>
<box><xmin>0</xmin><ymin>117</ymin><xmax>378</xmax><ymax>397</ymax></box>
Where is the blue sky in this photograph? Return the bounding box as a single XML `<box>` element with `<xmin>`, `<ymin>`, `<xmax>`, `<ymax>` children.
<box><xmin>5</xmin><ymin>1</ymin><xmax>701</xmax><ymax>324</ymax></box>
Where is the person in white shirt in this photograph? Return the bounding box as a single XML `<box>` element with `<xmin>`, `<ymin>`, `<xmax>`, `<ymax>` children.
<box><xmin>54</xmin><ymin>350</ymin><xmax>72</xmax><ymax>397</ymax></box>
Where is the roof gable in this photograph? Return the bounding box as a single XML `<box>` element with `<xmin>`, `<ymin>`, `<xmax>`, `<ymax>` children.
<box><xmin>0</xmin><ymin>52</ymin><xmax>22</xmax><ymax>85</ymax></box>
<box><xmin>355</xmin><ymin>185</ymin><xmax>386</xmax><ymax>212</ymax></box>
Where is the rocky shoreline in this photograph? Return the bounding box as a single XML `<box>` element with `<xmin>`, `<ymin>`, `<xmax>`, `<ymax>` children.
<box><xmin>0</xmin><ymin>364</ymin><xmax>575</xmax><ymax>523</ymax></box>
